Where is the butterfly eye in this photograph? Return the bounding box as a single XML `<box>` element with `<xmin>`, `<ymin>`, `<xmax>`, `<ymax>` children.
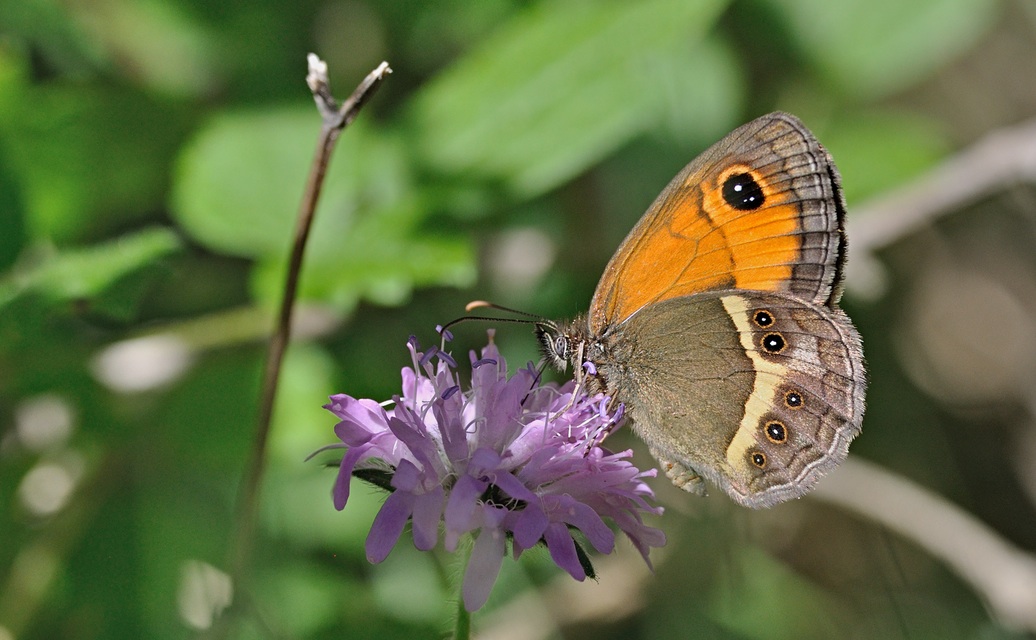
<box><xmin>722</xmin><ymin>173</ymin><xmax>765</xmax><ymax>210</ymax></box>
<box><xmin>554</xmin><ymin>336</ymin><xmax>568</xmax><ymax>358</ymax></box>
<box><xmin>784</xmin><ymin>390</ymin><xmax>803</xmax><ymax>409</ymax></box>
<box><xmin>764</xmin><ymin>420</ymin><xmax>788</xmax><ymax>443</ymax></box>
<box><xmin>750</xmin><ymin>451</ymin><xmax>767</xmax><ymax>468</ymax></box>
<box><xmin>761</xmin><ymin>333</ymin><xmax>786</xmax><ymax>353</ymax></box>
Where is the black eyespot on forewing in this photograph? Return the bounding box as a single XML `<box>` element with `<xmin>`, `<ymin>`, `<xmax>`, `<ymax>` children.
<box><xmin>750</xmin><ymin>451</ymin><xmax>767</xmax><ymax>468</ymax></box>
<box><xmin>722</xmin><ymin>173</ymin><xmax>765</xmax><ymax>210</ymax></box>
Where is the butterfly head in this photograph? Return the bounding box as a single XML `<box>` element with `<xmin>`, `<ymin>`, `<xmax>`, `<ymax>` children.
<box><xmin>535</xmin><ymin>317</ymin><xmax>592</xmax><ymax>374</ymax></box>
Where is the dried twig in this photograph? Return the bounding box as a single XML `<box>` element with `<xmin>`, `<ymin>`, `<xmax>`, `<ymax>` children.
<box><xmin>228</xmin><ymin>55</ymin><xmax>391</xmax><ymax>585</ymax></box>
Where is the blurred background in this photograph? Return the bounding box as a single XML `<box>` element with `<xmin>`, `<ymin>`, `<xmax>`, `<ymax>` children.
<box><xmin>3</xmin><ymin>0</ymin><xmax>1036</xmax><ymax>638</ymax></box>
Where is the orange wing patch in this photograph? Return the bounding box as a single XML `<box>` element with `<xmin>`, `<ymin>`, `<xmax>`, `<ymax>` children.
<box><xmin>701</xmin><ymin>164</ymin><xmax>801</xmax><ymax>291</ymax></box>
<box><xmin>590</xmin><ymin>164</ymin><xmax>803</xmax><ymax>330</ymax></box>
<box><xmin>587</xmin><ymin>112</ymin><xmax>847</xmax><ymax>333</ymax></box>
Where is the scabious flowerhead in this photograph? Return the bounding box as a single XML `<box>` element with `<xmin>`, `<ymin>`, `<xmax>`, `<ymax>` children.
<box><xmin>321</xmin><ymin>330</ymin><xmax>665</xmax><ymax>611</ymax></box>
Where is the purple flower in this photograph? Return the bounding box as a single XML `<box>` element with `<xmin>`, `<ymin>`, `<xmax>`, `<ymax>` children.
<box><xmin>319</xmin><ymin>331</ymin><xmax>665</xmax><ymax>611</ymax></box>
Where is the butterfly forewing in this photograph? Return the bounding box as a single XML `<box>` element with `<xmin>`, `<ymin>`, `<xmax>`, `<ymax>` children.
<box><xmin>588</xmin><ymin>112</ymin><xmax>848</xmax><ymax>334</ymax></box>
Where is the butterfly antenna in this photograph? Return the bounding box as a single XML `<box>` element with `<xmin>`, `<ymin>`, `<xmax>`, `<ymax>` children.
<box><xmin>465</xmin><ymin>299</ymin><xmax>544</xmax><ymax>319</ymax></box>
<box><xmin>438</xmin><ymin>313</ymin><xmax>537</xmax><ymax>337</ymax></box>
<box><xmin>438</xmin><ymin>300</ymin><xmax>555</xmax><ymax>349</ymax></box>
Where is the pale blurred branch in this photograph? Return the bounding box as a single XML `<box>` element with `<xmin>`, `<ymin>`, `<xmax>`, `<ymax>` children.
<box><xmin>846</xmin><ymin>116</ymin><xmax>1036</xmax><ymax>295</ymax></box>
<box><xmin>476</xmin><ymin>453</ymin><xmax>1036</xmax><ymax>637</ymax></box>
<box><xmin>812</xmin><ymin>457</ymin><xmax>1036</xmax><ymax>632</ymax></box>
<box><xmin>476</xmin><ymin>542</ymin><xmax>656</xmax><ymax>640</ymax></box>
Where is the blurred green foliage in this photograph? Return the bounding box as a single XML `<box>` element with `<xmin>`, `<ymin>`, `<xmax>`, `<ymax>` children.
<box><xmin>2</xmin><ymin>0</ymin><xmax>1036</xmax><ymax>638</ymax></box>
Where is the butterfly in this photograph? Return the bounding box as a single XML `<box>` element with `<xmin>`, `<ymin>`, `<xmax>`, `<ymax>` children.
<box><xmin>536</xmin><ymin>112</ymin><xmax>866</xmax><ymax>508</ymax></box>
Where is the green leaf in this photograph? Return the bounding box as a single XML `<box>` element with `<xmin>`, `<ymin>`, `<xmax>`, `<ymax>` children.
<box><xmin>707</xmin><ymin>546</ymin><xmax>849</xmax><ymax>639</ymax></box>
<box><xmin>407</xmin><ymin>0</ymin><xmax>733</xmax><ymax>198</ymax></box>
<box><xmin>819</xmin><ymin>111</ymin><xmax>950</xmax><ymax>205</ymax></box>
<box><xmin>252</xmin><ymin>563</ymin><xmax>348</xmax><ymax>638</ymax></box>
<box><xmin>250</xmin><ymin>194</ymin><xmax>477</xmax><ymax>309</ymax></box>
<box><xmin>648</xmin><ymin>35</ymin><xmax>745</xmax><ymax>146</ymax></box>
<box><xmin>269</xmin><ymin>343</ymin><xmax>336</xmax><ymax>463</ymax></box>
<box><xmin>0</xmin><ymin>226</ymin><xmax>182</xmax><ymax>315</ymax></box>
<box><xmin>771</xmin><ymin>0</ymin><xmax>1000</xmax><ymax>98</ymax></box>
<box><xmin>0</xmin><ymin>145</ymin><xmax>28</xmax><ymax>272</ymax></box>
<box><xmin>65</xmin><ymin>0</ymin><xmax>220</xmax><ymax>97</ymax></box>
<box><xmin>0</xmin><ymin>0</ymin><xmax>108</xmax><ymax>78</ymax></box>
<box><xmin>0</xmin><ymin>83</ymin><xmax>191</xmax><ymax>242</ymax></box>
<box><xmin>172</xmin><ymin>108</ymin><xmax>476</xmax><ymax>309</ymax></box>
<box><xmin>172</xmin><ymin>107</ymin><xmax>356</xmax><ymax>260</ymax></box>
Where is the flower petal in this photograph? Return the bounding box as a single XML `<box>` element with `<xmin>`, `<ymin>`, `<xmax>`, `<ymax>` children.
<box><xmin>543</xmin><ymin>522</ymin><xmax>584</xmax><ymax>580</ymax></box>
<box><xmin>610</xmin><ymin>510</ymin><xmax>667</xmax><ymax>566</ymax></box>
<box><xmin>433</xmin><ymin>399</ymin><xmax>469</xmax><ymax>469</ymax></box>
<box><xmin>469</xmin><ymin>447</ymin><xmax>503</xmax><ymax>472</ymax></box>
<box><xmin>365</xmin><ymin>490</ymin><xmax>414</xmax><ymax>563</ymax></box>
<box><xmin>333</xmin><ymin>445</ymin><xmax>369</xmax><ymax>510</ymax></box>
<box><xmin>400</xmin><ymin>365</ymin><xmax>436</xmax><ymax>409</ymax></box>
<box><xmin>479</xmin><ymin>379</ymin><xmax>525</xmax><ymax>448</ymax></box>
<box><xmin>511</xmin><ymin>503</ymin><xmax>549</xmax><ymax>549</ymax></box>
<box><xmin>387</xmin><ymin>413</ymin><xmax>444</xmax><ymax>480</ymax></box>
<box><xmin>411</xmin><ymin>485</ymin><xmax>444</xmax><ymax>551</ymax></box>
<box><xmin>391</xmin><ymin>458</ymin><xmax>422</xmax><ymax>492</ymax></box>
<box><xmin>554</xmin><ymin>497</ymin><xmax>614</xmax><ymax>554</ymax></box>
<box><xmin>444</xmin><ymin>474</ymin><xmax>486</xmax><ymax>550</ymax></box>
<box><xmin>328</xmin><ymin>396</ymin><xmax>390</xmax><ymax>445</ymax></box>
<box><xmin>462</xmin><ymin>508</ymin><xmax>507</xmax><ymax>611</ymax></box>
<box><xmin>490</xmin><ymin>469</ymin><xmax>537</xmax><ymax>503</ymax></box>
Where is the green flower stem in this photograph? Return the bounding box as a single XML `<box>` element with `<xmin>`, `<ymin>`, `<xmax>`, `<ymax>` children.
<box><xmin>227</xmin><ymin>56</ymin><xmax>391</xmax><ymax>589</ymax></box>
<box><xmin>450</xmin><ymin>538</ymin><xmax>473</xmax><ymax>640</ymax></box>
<box><xmin>453</xmin><ymin>595</ymin><xmax>471</xmax><ymax>640</ymax></box>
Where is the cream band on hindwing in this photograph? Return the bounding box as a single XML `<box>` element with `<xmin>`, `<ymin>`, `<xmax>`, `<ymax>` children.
<box><xmin>720</xmin><ymin>294</ymin><xmax>790</xmax><ymax>468</ymax></box>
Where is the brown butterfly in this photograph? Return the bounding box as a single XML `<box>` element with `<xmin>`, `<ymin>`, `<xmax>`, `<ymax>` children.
<box><xmin>537</xmin><ymin>112</ymin><xmax>866</xmax><ymax>508</ymax></box>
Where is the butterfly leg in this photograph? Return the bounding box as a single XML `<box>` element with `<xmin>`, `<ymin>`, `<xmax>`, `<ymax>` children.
<box><xmin>651</xmin><ymin>448</ymin><xmax>707</xmax><ymax>495</ymax></box>
<box><xmin>581</xmin><ymin>400</ymin><xmax>625</xmax><ymax>455</ymax></box>
<box><xmin>555</xmin><ymin>340</ymin><xmax>588</xmax><ymax>418</ymax></box>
